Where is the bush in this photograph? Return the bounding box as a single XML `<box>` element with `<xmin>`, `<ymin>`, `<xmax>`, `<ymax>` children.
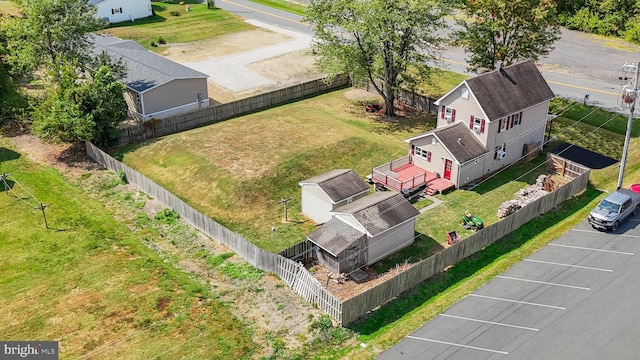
<box><xmin>154</xmin><ymin>208</ymin><xmax>180</xmax><ymax>225</ymax></box>
<box><xmin>117</xmin><ymin>169</ymin><xmax>127</xmax><ymax>183</ymax></box>
<box><xmin>624</xmin><ymin>16</ymin><xmax>640</xmax><ymax>44</ymax></box>
<box><xmin>155</xmin><ymin>36</ymin><xmax>166</xmax><ymax>45</ymax></box>
<box><xmin>169</xmin><ymin>11</ymin><xmax>180</xmax><ymax>16</ymax></box>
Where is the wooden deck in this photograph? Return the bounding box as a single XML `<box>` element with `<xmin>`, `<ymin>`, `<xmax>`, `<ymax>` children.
<box><xmin>372</xmin><ymin>162</ymin><xmax>455</xmax><ymax>195</ymax></box>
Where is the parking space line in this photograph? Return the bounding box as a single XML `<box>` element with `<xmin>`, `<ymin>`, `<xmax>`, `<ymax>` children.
<box><xmin>619</xmin><ymin>234</ymin><xmax>640</xmax><ymax>239</ymax></box>
<box><xmin>627</xmin><ymin>219</ymin><xmax>640</xmax><ymax>222</ymax></box>
<box><xmin>549</xmin><ymin>243</ymin><xmax>634</xmax><ymax>255</ymax></box>
<box><xmin>439</xmin><ymin>314</ymin><xmax>539</xmax><ymax>331</ymax></box>
<box><xmin>406</xmin><ymin>336</ymin><xmax>509</xmax><ymax>355</ymax></box>
<box><xmin>523</xmin><ymin>259</ymin><xmax>613</xmax><ymax>272</ymax></box>
<box><xmin>572</xmin><ymin>228</ymin><xmax>640</xmax><ymax>239</ymax></box>
<box><xmin>469</xmin><ymin>294</ymin><xmax>566</xmax><ymax>309</ymax></box>
<box><xmin>497</xmin><ymin>276</ymin><xmax>590</xmax><ymax>290</ymax></box>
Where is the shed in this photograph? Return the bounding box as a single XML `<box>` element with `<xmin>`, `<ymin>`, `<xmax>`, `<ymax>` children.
<box><xmin>308</xmin><ymin>192</ymin><xmax>420</xmax><ymax>274</ymax></box>
<box><xmin>90</xmin><ymin>34</ymin><xmax>209</xmax><ymax>122</ymax></box>
<box><xmin>299</xmin><ymin>169</ymin><xmax>370</xmax><ymax>224</ymax></box>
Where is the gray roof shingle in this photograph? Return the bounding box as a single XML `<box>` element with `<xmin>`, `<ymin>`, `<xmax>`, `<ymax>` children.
<box><xmin>89</xmin><ymin>34</ymin><xmax>208</xmax><ymax>93</ymax></box>
<box><xmin>434</xmin><ymin>123</ymin><xmax>489</xmax><ymax>163</ymax></box>
<box><xmin>466</xmin><ymin>60</ymin><xmax>555</xmax><ymax>120</ymax></box>
<box><xmin>334</xmin><ymin>192</ymin><xmax>419</xmax><ymax>237</ymax></box>
<box><xmin>300</xmin><ymin>169</ymin><xmax>370</xmax><ymax>203</ymax></box>
<box><xmin>307</xmin><ymin>218</ymin><xmax>366</xmax><ymax>256</ymax></box>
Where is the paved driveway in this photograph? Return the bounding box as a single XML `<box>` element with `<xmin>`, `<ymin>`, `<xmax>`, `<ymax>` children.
<box><xmin>378</xmin><ymin>216</ymin><xmax>640</xmax><ymax>359</ymax></box>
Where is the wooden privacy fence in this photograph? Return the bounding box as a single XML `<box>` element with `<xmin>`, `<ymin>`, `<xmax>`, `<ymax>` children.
<box><xmin>85</xmin><ymin>142</ymin><xmax>343</xmax><ymax>323</ymax></box>
<box><xmin>87</xmin><ymin>141</ymin><xmax>590</xmax><ymax>326</ymax></box>
<box><xmin>547</xmin><ymin>152</ymin><xmax>590</xmax><ymax>178</ymax></box>
<box><xmin>339</xmin><ymin>167</ymin><xmax>590</xmax><ymax>324</ymax></box>
<box><xmin>117</xmin><ymin>75</ymin><xmax>351</xmax><ymax>146</ymax></box>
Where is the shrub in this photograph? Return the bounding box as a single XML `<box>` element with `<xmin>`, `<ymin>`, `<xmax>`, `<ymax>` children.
<box><xmin>154</xmin><ymin>208</ymin><xmax>180</xmax><ymax>225</ymax></box>
<box><xmin>155</xmin><ymin>36</ymin><xmax>166</xmax><ymax>45</ymax></box>
<box><xmin>117</xmin><ymin>169</ymin><xmax>127</xmax><ymax>183</ymax></box>
<box><xmin>169</xmin><ymin>11</ymin><xmax>180</xmax><ymax>16</ymax></box>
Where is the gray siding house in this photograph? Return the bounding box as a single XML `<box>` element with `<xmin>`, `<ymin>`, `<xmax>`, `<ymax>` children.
<box><xmin>373</xmin><ymin>60</ymin><xmax>555</xmax><ymax>190</ymax></box>
<box><xmin>299</xmin><ymin>169</ymin><xmax>370</xmax><ymax>224</ymax></box>
<box><xmin>308</xmin><ymin>192</ymin><xmax>420</xmax><ymax>274</ymax></box>
<box><xmin>90</xmin><ymin>34</ymin><xmax>209</xmax><ymax>122</ymax></box>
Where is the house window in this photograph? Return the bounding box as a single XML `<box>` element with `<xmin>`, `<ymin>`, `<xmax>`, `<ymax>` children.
<box><xmin>441</xmin><ymin>106</ymin><xmax>456</xmax><ymax>123</ymax></box>
<box><xmin>500</xmin><ymin>118</ymin><xmax>507</xmax><ymax>132</ymax></box>
<box><xmin>112</xmin><ymin>8</ymin><xmax>122</xmax><ymax>14</ymax></box>
<box><xmin>513</xmin><ymin>112</ymin><xmax>521</xmax><ymax>126</ymax></box>
<box><xmin>470</xmin><ymin>116</ymin><xmax>485</xmax><ymax>134</ymax></box>
<box><xmin>414</xmin><ymin>147</ymin><xmax>432</xmax><ymax>162</ymax></box>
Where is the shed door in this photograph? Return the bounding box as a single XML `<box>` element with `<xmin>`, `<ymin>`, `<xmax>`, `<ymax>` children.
<box><xmin>444</xmin><ymin>159</ymin><xmax>452</xmax><ymax>181</ymax></box>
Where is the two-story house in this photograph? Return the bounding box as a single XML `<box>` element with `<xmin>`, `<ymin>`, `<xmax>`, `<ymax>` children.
<box><xmin>372</xmin><ymin>60</ymin><xmax>555</xmax><ymax>191</ymax></box>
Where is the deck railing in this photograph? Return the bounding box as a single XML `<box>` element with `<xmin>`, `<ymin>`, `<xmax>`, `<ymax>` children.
<box><xmin>371</xmin><ymin>155</ymin><xmax>430</xmax><ymax>191</ymax></box>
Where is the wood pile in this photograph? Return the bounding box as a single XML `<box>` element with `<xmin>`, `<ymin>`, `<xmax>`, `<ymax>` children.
<box><xmin>497</xmin><ymin>175</ymin><xmax>554</xmax><ymax>218</ymax></box>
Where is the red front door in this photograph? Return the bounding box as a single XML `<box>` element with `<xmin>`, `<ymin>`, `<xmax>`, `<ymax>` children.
<box><xmin>444</xmin><ymin>159</ymin><xmax>452</xmax><ymax>180</ymax></box>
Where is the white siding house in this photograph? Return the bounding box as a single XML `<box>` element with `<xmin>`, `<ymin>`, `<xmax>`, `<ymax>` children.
<box><xmin>90</xmin><ymin>0</ymin><xmax>153</xmax><ymax>24</ymax></box>
<box><xmin>372</xmin><ymin>60</ymin><xmax>555</xmax><ymax>191</ymax></box>
<box><xmin>299</xmin><ymin>169</ymin><xmax>370</xmax><ymax>224</ymax></box>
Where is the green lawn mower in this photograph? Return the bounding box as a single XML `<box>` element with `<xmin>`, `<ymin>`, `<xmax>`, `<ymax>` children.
<box><xmin>460</xmin><ymin>211</ymin><xmax>484</xmax><ymax>231</ymax></box>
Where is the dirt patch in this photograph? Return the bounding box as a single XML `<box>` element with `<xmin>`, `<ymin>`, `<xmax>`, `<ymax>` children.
<box><xmin>162</xmin><ymin>29</ymin><xmax>293</xmax><ymax>62</ymax></box>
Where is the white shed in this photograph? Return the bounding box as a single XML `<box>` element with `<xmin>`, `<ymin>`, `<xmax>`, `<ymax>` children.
<box><xmin>299</xmin><ymin>169</ymin><xmax>370</xmax><ymax>224</ymax></box>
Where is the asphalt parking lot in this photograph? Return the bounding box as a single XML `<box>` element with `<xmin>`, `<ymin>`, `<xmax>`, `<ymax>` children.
<box><xmin>378</xmin><ymin>216</ymin><xmax>640</xmax><ymax>360</ymax></box>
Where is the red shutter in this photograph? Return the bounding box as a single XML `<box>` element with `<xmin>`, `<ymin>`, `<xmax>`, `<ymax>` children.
<box><xmin>510</xmin><ymin>115</ymin><xmax>514</xmax><ymax>128</ymax></box>
<box><xmin>451</xmin><ymin>109</ymin><xmax>456</xmax><ymax>122</ymax></box>
<box><xmin>519</xmin><ymin>111</ymin><xmax>523</xmax><ymax>125</ymax></box>
<box><xmin>441</xmin><ymin>106</ymin><xmax>445</xmax><ymax>119</ymax></box>
<box><xmin>469</xmin><ymin>116</ymin><xmax>474</xmax><ymax>129</ymax></box>
<box><xmin>427</xmin><ymin>151</ymin><xmax>432</xmax><ymax>162</ymax></box>
<box><xmin>411</xmin><ymin>144</ymin><xmax>415</xmax><ymax>155</ymax></box>
<box><xmin>480</xmin><ymin>119</ymin><xmax>485</xmax><ymax>134</ymax></box>
<box><xmin>498</xmin><ymin>119</ymin><xmax>502</xmax><ymax>133</ymax></box>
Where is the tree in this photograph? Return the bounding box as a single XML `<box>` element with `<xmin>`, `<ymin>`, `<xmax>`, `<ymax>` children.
<box><xmin>453</xmin><ymin>0</ymin><xmax>561</xmax><ymax>73</ymax></box>
<box><xmin>1</xmin><ymin>0</ymin><xmax>105</xmax><ymax>77</ymax></box>
<box><xmin>32</xmin><ymin>65</ymin><xmax>127</xmax><ymax>147</ymax></box>
<box><xmin>306</xmin><ymin>0</ymin><xmax>450</xmax><ymax>117</ymax></box>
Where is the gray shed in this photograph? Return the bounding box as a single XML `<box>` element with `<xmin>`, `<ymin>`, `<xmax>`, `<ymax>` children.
<box><xmin>90</xmin><ymin>34</ymin><xmax>209</xmax><ymax>122</ymax></box>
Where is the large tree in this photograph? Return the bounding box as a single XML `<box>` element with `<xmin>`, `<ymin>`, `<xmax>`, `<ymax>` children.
<box><xmin>32</xmin><ymin>65</ymin><xmax>127</xmax><ymax>147</ymax></box>
<box><xmin>453</xmin><ymin>0</ymin><xmax>561</xmax><ymax>73</ymax></box>
<box><xmin>1</xmin><ymin>0</ymin><xmax>105</xmax><ymax>77</ymax></box>
<box><xmin>306</xmin><ymin>0</ymin><xmax>450</xmax><ymax>117</ymax></box>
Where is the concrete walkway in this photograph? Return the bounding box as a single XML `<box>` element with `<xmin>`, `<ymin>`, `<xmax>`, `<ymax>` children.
<box><xmin>180</xmin><ymin>19</ymin><xmax>313</xmax><ymax>92</ymax></box>
<box><xmin>418</xmin><ymin>195</ymin><xmax>442</xmax><ymax>213</ymax></box>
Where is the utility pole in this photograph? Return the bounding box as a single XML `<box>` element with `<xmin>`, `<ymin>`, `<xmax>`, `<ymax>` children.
<box><xmin>35</xmin><ymin>203</ymin><xmax>50</xmax><ymax>229</ymax></box>
<box><xmin>617</xmin><ymin>62</ymin><xmax>640</xmax><ymax>190</ymax></box>
<box><xmin>278</xmin><ymin>197</ymin><xmax>292</xmax><ymax>222</ymax></box>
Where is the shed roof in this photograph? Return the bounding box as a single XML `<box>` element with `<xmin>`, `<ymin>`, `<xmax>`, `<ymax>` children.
<box><xmin>307</xmin><ymin>218</ymin><xmax>366</xmax><ymax>256</ymax></box>
<box><xmin>89</xmin><ymin>34</ymin><xmax>208</xmax><ymax>93</ymax></box>
<box><xmin>465</xmin><ymin>60</ymin><xmax>555</xmax><ymax>120</ymax></box>
<box><xmin>299</xmin><ymin>169</ymin><xmax>370</xmax><ymax>203</ymax></box>
<box><xmin>434</xmin><ymin>123</ymin><xmax>489</xmax><ymax>163</ymax></box>
<box><xmin>333</xmin><ymin>192</ymin><xmax>419</xmax><ymax>237</ymax></box>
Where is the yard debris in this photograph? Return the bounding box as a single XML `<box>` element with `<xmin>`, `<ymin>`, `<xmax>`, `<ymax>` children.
<box><xmin>497</xmin><ymin>175</ymin><xmax>555</xmax><ymax>218</ymax></box>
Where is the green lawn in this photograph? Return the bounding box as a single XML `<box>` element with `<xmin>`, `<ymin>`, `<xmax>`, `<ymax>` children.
<box><xmin>115</xmin><ymin>90</ymin><xmax>433</xmax><ymax>251</ymax></box>
<box><xmin>0</xmin><ymin>139</ymin><xmax>256</xmax><ymax>359</ymax></box>
<box><xmin>104</xmin><ymin>1</ymin><xmax>252</xmax><ymax>50</ymax></box>
<box><xmin>248</xmin><ymin>0</ymin><xmax>307</xmax><ymax>16</ymax></box>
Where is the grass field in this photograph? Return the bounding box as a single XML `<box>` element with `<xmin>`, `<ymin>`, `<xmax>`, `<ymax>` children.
<box><xmin>0</xmin><ymin>139</ymin><xmax>257</xmax><ymax>359</ymax></box>
<box><xmin>104</xmin><ymin>1</ymin><xmax>252</xmax><ymax>50</ymax></box>
<box><xmin>115</xmin><ymin>90</ymin><xmax>434</xmax><ymax>250</ymax></box>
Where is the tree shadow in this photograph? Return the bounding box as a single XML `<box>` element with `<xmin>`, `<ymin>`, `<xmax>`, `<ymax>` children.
<box><xmin>464</xmin><ymin>153</ymin><xmax>548</xmax><ymax>195</ymax></box>
<box><xmin>0</xmin><ymin>147</ymin><xmax>21</xmax><ymax>162</ymax></box>
<box><xmin>370</xmin><ymin>233</ymin><xmax>444</xmax><ymax>274</ymax></box>
<box><xmin>347</xmin><ymin>185</ymin><xmax>602</xmax><ymax>334</ymax></box>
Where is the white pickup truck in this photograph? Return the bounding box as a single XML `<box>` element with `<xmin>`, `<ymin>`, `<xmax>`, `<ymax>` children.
<box><xmin>588</xmin><ymin>188</ymin><xmax>640</xmax><ymax>231</ymax></box>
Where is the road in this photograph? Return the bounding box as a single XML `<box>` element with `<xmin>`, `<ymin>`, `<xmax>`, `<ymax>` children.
<box><xmin>217</xmin><ymin>0</ymin><xmax>640</xmax><ymax>115</ymax></box>
<box><xmin>378</xmin><ymin>217</ymin><xmax>640</xmax><ymax>359</ymax></box>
